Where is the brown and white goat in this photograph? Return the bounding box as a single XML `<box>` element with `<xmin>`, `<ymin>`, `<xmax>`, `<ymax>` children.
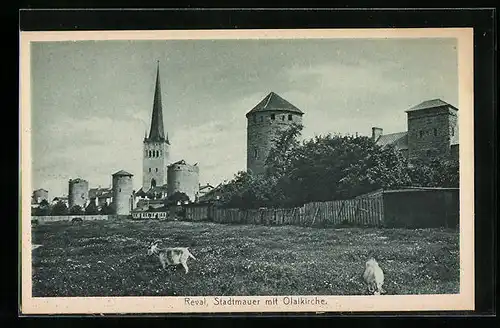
<box><xmin>147</xmin><ymin>240</ymin><xmax>197</xmax><ymax>274</ymax></box>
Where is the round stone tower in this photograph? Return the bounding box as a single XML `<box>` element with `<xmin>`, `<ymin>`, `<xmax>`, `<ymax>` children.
<box><xmin>68</xmin><ymin>178</ymin><xmax>89</xmax><ymax>209</ymax></box>
<box><xmin>167</xmin><ymin>160</ymin><xmax>200</xmax><ymax>202</ymax></box>
<box><xmin>246</xmin><ymin>91</ymin><xmax>304</xmax><ymax>175</ymax></box>
<box><xmin>112</xmin><ymin>170</ymin><xmax>134</xmax><ymax>216</ymax></box>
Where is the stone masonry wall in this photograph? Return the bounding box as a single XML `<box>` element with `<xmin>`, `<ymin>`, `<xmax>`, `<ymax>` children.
<box><xmin>143</xmin><ymin>140</ymin><xmax>170</xmax><ymax>190</ymax></box>
<box><xmin>247</xmin><ymin>110</ymin><xmax>303</xmax><ymax>175</ymax></box>
<box><xmin>167</xmin><ymin>163</ymin><xmax>200</xmax><ymax>201</ymax></box>
<box><xmin>407</xmin><ymin>106</ymin><xmax>456</xmax><ymax>162</ymax></box>
<box><xmin>68</xmin><ymin>179</ymin><xmax>89</xmax><ymax>209</ymax></box>
<box><xmin>112</xmin><ymin>175</ymin><xmax>134</xmax><ymax>215</ymax></box>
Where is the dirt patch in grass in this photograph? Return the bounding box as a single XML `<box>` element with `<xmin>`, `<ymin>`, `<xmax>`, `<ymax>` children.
<box><xmin>31</xmin><ymin>220</ymin><xmax>460</xmax><ymax>297</ymax></box>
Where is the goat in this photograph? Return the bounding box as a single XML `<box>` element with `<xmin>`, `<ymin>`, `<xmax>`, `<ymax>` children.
<box><xmin>363</xmin><ymin>257</ymin><xmax>386</xmax><ymax>295</ymax></box>
<box><xmin>147</xmin><ymin>240</ymin><xmax>196</xmax><ymax>274</ymax></box>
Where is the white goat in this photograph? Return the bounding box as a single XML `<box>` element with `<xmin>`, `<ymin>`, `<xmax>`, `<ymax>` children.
<box><xmin>363</xmin><ymin>257</ymin><xmax>386</xmax><ymax>295</ymax></box>
<box><xmin>147</xmin><ymin>240</ymin><xmax>196</xmax><ymax>274</ymax></box>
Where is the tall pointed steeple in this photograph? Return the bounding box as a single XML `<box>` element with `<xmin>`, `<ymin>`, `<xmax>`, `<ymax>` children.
<box><xmin>148</xmin><ymin>61</ymin><xmax>166</xmax><ymax>141</ymax></box>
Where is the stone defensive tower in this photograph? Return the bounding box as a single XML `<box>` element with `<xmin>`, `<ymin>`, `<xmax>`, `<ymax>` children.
<box><xmin>143</xmin><ymin>61</ymin><xmax>170</xmax><ymax>192</ymax></box>
<box><xmin>167</xmin><ymin>160</ymin><xmax>200</xmax><ymax>202</ymax></box>
<box><xmin>246</xmin><ymin>91</ymin><xmax>304</xmax><ymax>175</ymax></box>
<box><xmin>405</xmin><ymin>99</ymin><xmax>458</xmax><ymax>162</ymax></box>
<box><xmin>112</xmin><ymin>170</ymin><xmax>134</xmax><ymax>215</ymax></box>
<box><xmin>68</xmin><ymin>178</ymin><xmax>89</xmax><ymax>209</ymax></box>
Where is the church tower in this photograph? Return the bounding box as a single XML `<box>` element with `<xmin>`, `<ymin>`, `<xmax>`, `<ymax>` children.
<box><xmin>142</xmin><ymin>61</ymin><xmax>170</xmax><ymax>192</ymax></box>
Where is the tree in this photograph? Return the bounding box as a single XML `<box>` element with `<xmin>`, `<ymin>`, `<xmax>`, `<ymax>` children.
<box><xmin>85</xmin><ymin>201</ymin><xmax>99</xmax><ymax>215</ymax></box>
<box><xmin>407</xmin><ymin>157</ymin><xmax>459</xmax><ymax>188</ymax></box>
<box><xmin>164</xmin><ymin>191</ymin><xmax>190</xmax><ymax>207</ymax></box>
<box><xmin>100</xmin><ymin>203</ymin><xmax>113</xmax><ymax>215</ymax></box>
<box><xmin>69</xmin><ymin>205</ymin><xmax>84</xmax><ymax>215</ymax></box>
<box><xmin>265</xmin><ymin>122</ymin><xmax>304</xmax><ymax>177</ymax></box>
<box><xmin>33</xmin><ymin>201</ymin><xmax>51</xmax><ymax>216</ymax></box>
<box><xmin>212</xmin><ymin>129</ymin><xmax>457</xmax><ymax>209</ymax></box>
<box><xmin>50</xmin><ymin>201</ymin><xmax>68</xmax><ymax>216</ymax></box>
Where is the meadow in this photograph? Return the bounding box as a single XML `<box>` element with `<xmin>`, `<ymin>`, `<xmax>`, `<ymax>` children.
<box><xmin>31</xmin><ymin>219</ymin><xmax>460</xmax><ymax>297</ymax></box>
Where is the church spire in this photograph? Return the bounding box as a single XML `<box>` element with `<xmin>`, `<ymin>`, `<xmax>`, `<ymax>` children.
<box><xmin>148</xmin><ymin>61</ymin><xmax>166</xmax><ymax>141</ymax></box>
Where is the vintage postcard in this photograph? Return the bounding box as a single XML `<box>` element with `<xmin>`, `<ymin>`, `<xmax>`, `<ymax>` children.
<box><xmin>20</xmin><ymin>28</ymin><xmax>474</xmax><ymax>314</ymax></box>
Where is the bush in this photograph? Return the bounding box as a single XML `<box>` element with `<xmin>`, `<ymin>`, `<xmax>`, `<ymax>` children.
<box><xmin>69</xmin><ymin>205</ymin><xmax>84</xmax><ymax>215</ymax></box>
<box><xmin>85</xmin><ymin>202</ymin><xmax>100</xmax><ymax>215</ymax></box>
<box><xmin>50</xmin><ymin>201</ymin><xmax>68</xmax><ymax>216</ymax></box>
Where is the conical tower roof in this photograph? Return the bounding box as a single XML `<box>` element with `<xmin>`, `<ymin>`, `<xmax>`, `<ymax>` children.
<box><xmin>245</xmin><ymin>91</ymin><xmax>304</xmax><ymax>118</ymax></box>
<box><xmin>112</xmin><ymin>170</ymin><xmax>133</xmax><ymax>177</ymax></box>
<box><xmin>147</xmin><ymin>61</ymin><xmax>167</xmax><ymax>142</ymax></box>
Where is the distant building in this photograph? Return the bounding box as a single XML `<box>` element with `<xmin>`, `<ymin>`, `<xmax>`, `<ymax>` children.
<box><xmin>135</xmin><ymin>185</ymin><xmax>168</xmax><ymax>201</ymax></box>
<box><xmin>196</xmin><ymin>183</ymin><xmax>215</xmax><ymax>201</ymax></box>
<box><xmin>135</xmin><ymin>198</ymin><xmax>165</xmax><ymax>211</ymax></box>
<box><xmin>31</xmin><ymin>188</ymin><xmax>48</xmax><ymax>205</ymax></box>
<box><xmin>167</xmin><ymin>160</ymin><xmax>200</xmax><ymax>202</ymax></box>
<box><xmin>372</xmin><ymin>99</ymin><xmax>459</xmax><ymax>163</ymax></box>
<box><xmin>68</xmin><ymin>178</ymin><xmax>89</xmax><ymax>209</ymax></box>
<box><xmin>197</xmin><ymin>183</ymin><xmax>224</xmax><ymax>204</ymax></box>
<box><xmin>246</xmin><ymin>91</ymin><xmax>305</xmax><ymax>175</ymax></box>
<box><xmin>52</xmin><ymin>196</ymin><xmax>69</xmax><ymax>207</ymax></box>
<box><xmin>89</xmin><ymin>187</ymin><xmax>113</xmax><ymax>207</ymax></box>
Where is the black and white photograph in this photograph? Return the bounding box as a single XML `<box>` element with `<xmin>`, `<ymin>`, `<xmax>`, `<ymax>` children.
<box><xmin>20</xmin><ymin>28</ymin><xmax>474</xmax><ymax>314</ymax></box>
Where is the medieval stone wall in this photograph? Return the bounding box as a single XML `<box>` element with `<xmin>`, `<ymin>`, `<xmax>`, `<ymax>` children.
<box><xmin>247</xmin><ymin>110</ymin><xmax>303</xmax><ymax>175</ymax></box>
<box><xmin>407</xmin><ymin>106</ymin><xmax>457</xmax><ymax>161</ymax></box>
<box><xmin>167</xmin><ymin>162</ymin><xmax>200</xmax><ymax>202</ymax></box>
<box><xmin>68</xmin><ymin>178</ymin><xmax>89</xmax><ymax>209</ymax></box>
<box><xmin>112</xmin><ymin>175</ymin><xmax>134</xmax><ymax>215</ymax></box>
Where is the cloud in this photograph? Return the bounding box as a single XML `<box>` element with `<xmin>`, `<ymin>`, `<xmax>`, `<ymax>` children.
<box><xmin>33</xmin><ymin>115</ymin><xmax>145</xmax><ymax>197</ymax></box>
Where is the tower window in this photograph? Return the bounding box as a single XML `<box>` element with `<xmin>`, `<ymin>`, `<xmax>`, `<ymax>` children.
<box><xmin>155</xmin><ymin>168</ymin><xmax>158</xmax><ymax>172</ymax></box>
<box><xmin>281</xmin><ymin>115</ymin><xmax>285</xmax><ymax>121</ymax></box>
<box><xmin>260</xmin><ymin>116</ymin><xmax>263</xmax><ymax>122</ymax></box>
<box><xmin>254</xmin><ymin>148</ymin><xmax>258</xmax><ymax>159</ymax></box>
<box><xmin>451</xmin><ymin>127</ymin><xmax>455</xmax><ymax>136</ymax></box>
<box><xmin>119</xmin><ymin>188</ymin><xmax>121</xmax><ymax>192</ymax></box>
<box><xmin>271</xmin><ymin>114</ymin><xmax>275</xmax><ymax>120</ymax></box>
<box><xmin>288</xmin><ymin>114</ymin><xmax>293</xmax><ymax>121</ymax></box>
<box><xmin>433</xmin><ymin>128</ymin><xmax>438</xmax><ymax>136</ymax></box>
<box><xmin>253</xmin><ymin>115</ymin><xmax>257</xmax><ymax>123</ymax></box>
<box><xmin>149</xmin><ymin>168</ymin><xmax>151</xmax><ymax>172</ymax></box>
<box><xmin>148</xmin><ymin>150</ymin><xmax>151</xmax><ymax>157</ymax></box>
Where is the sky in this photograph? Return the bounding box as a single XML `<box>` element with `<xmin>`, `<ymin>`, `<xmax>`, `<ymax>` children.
<box><xmin>30</xmin><ymin>37</ymin><xmax>458</xmax><ymax>198</ymax></box>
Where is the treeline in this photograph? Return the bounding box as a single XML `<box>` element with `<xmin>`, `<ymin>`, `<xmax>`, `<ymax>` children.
<box><xmin>31</xmin><ymin>200</ymin><xmax>114</xmax><ymax>216</ymax></box>
<box><xmin>32</xmin><ymin>191</ymin><xmax>194</xmax><ymax>216</ymax></box>
<box><xmin>211</xmin><ymin>123</ymin><xmax>459</xmax><ymax>209</ymax></box>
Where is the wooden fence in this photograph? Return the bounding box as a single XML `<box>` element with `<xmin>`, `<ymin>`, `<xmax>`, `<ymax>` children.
<box><xmin>184</xmin><ymin>196</ymin><xmax>384</xmax><ymax>227</ymax></box>
<box><xmin>31</xmin><ymin>215</ymin><xmax>112</xmax><ymax>224</ymax></box>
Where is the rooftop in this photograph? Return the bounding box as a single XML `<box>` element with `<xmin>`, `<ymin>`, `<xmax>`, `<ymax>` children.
<box><xmin>89</xmin><ymin>188</ymin><xmax>112</xmax><ymax>198</ymax></box>
<box><xmin>112</xmin><ymin>170</ymin><xmax>133</xmax><ymax>177</ymax></box>
<box><xmin>246</xmin><ymin>91</ymin><xmax>304</xmax><ymax>118</ymax></box>
<box><xmin>168</xmin><ymin>159</ymin><xmax>198</xmax><ymax>167</ymax></box>
<box><xmin>375</xmin><ymin>131</ymin><xmax>408</xmax><ymax>150</ymax></box>
<box><xmin>406</xmin><ymin>99</ymin><xmax>458</xmax><ymax>113</ymax></box>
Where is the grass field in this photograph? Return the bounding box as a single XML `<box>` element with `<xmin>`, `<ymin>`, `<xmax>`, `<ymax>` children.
<box><xmin>31</xmin><ymin>219</ymin><xmax>460</xmax><ymax>297</ymax></box>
